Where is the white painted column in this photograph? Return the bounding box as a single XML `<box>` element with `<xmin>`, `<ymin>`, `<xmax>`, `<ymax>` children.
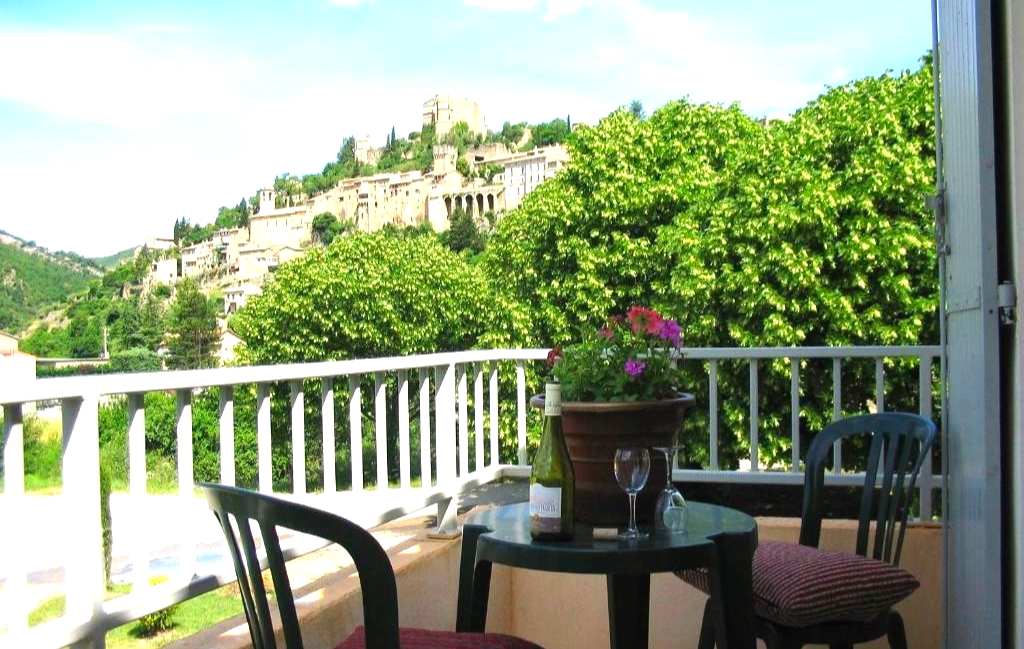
<box><xmin>322</xmin><ymin>378</ymin><xmax>336</xmax><ymax>493</ymax></box>
<box><xmin>61</xmin><ymin>396</ymin><xmax>104</xmax><ymax>633</ymax></box>
<box><xmin>127</xmin><ymin>394</ymin><xmax>149</xmax><ymax>592</ymax></box>
<box><xmin>474</xmin><ymin>363</ymin><xmax>484</xmax><ymax>472</ymax></box>
<box><xmin>257</xmin><ymin>384</ymin><xmax>272</xmax><ymax>493</ymax></box>
<box><xmin>176</xmin><ymin>390</ymin><xmax>196</xmax><ymax>580</ymax></box>
<box><xmin>419</xmin><ymin>370</ymin><xmax>432</xmax><ymax>487</ymax></box>
<box><xmin>374</xmin><ymin>372</ymin><xmax>388</xmax><ymax>490</ymax></box>
<box><xmin>290</xmin><ymin>381</ymin><xmax>306</xmax><ymax>495</ymax></box>
<box><xmin>2</xmin><ymin>404</ymin><xmax>27</xmax><ymax>638</ymax></box>
<box><xmin>349</xmin><ymin>375</ymin><xmax>363</xmax><ymax>492</ymax></box>
<box><xmin>219</xmin><ymin>387</ymin><xmax>234</xmax><ymax>486</ymax></box>
<box><xmin>397</xmin><ymin>370</ymin><xmax>411</xmax><ymax>489</ymax></box>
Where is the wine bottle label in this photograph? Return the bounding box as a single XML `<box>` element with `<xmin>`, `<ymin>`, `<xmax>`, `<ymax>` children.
<box><xmin>544</xmin><ymin>383</ymin><xmax>562</xmax><ymax>416</ymax></box>
<box><xmin>529</xmin><ymin>483</ymin><xmax>563</xmax><ymax>529</ymax></box>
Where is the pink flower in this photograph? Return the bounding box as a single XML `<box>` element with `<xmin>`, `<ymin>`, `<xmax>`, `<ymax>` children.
<box><xmin>624</xmin><ymin>358</ymin><xmax>646</xmax><ymax>377</ymax></box>
<box><xmin>598</xmin><ymin>327</ymin><xmax>615</xmax><ymax>339</ymax></box>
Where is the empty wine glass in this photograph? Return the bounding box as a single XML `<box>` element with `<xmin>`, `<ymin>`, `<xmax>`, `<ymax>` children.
<box><xmin>614</xmin><ymin>447</ymin><xmax>651</xmax><ymax>540</ymax></box>
<box><xmin>652</xmin><ymin>444</ymin><xmax>688</xmax><ymax>534</ymax></box>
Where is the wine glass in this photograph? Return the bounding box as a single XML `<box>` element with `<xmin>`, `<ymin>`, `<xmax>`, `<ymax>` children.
<box><xmin>614</xmin><ymin>447</ymin><xmax>651</xmax><ymax>540</ymax></box>
<box><xmin>652</xmin><ymin>444</ymin><xmax>688</xmax><ymax>534</ymax></box>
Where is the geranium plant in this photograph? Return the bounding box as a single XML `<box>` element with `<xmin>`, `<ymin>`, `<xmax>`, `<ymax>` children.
<box><xmin>548</xmin><ymin>306</ymin><xmax>684</xmax><ymax>402</ymax></box>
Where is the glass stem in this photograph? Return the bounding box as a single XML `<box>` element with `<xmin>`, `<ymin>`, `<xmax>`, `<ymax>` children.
<box><xmin>628</xmin><ymin>492</ymin><xmax>638</xmax><ymax>533</ymax></box>
<box><xmin>665</xmin><ymin>449</ymin><xmax>676</xmax><ymax>488</ymax></box>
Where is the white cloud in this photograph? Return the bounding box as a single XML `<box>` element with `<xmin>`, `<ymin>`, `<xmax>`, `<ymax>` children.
<box><xmin>0</xmin><ymin>28</ymin><xmax>248</xmax><ymax>129</ymax></box>
<box><xmin>463</xmin><ymin>0</ymin><xmax>590</xmax><ymax>21</ymax></box>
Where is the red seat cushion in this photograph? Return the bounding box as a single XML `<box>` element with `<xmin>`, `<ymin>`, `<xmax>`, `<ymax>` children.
<box><xmin>677</xmin><ymin>540</ymin><xmax>920</xmax><ymax>628</ymax></box>
<box><xmin>335</xmin><ymin>626</ymin><xmax>546</xmax><ymax>649</ymax></box>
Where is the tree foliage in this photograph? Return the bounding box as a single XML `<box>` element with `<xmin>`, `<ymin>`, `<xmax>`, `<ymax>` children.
<box><xmin>484</xmin><ymin>59</ymin><xmax>937</xmax><ymax>466</ymax></box>
<box><xmin>166</xmin><ymin>278</ymin><xmax>219</xmax><ymax>369</ymax></box>
<box><xmin>233</xmin><ymin>232</ymin><xmax>529</xmax><ymax>364</ymax></box>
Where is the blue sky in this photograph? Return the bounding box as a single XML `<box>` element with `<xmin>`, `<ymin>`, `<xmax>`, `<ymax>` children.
<box><xmin>0</xmin><ymin>0</ymin><xmax>933</xmax><ymax>257</ymax></box>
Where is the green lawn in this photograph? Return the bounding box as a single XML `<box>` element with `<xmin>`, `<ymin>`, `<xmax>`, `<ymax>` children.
<box><xmin>29</xmin><ymin>582</ymin><xmax>250</xmax><ymax>649</ymax></box>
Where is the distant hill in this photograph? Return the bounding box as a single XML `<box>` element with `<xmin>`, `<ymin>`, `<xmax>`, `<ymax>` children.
<box><xmin>0</xmin><ymin>229</ymin><xmax>102</xmax><ymax>334</ymax></box>
<box><xmin>90</xmin><ymin>247</ymin><xmax>137</xmax><ymax>269</ymax></box>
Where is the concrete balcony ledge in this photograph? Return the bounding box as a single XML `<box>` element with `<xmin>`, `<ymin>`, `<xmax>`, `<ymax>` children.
<box><xmin>168</xmin><ymin>509</ymin><xmax>941</xmax><ymax>649</ymax></box>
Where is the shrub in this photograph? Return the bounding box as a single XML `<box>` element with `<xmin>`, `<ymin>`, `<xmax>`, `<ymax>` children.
<box><xmin>135</xmin><ymin>576</ymin><xmax>180</xmax><ymax>635</ymax></box>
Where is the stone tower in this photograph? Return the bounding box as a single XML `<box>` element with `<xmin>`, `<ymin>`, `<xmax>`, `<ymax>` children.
<box><xmin>432</xmin><ymin>144</ymin><xmax>457</xmax><ymax>175</ymax></box>
<box><xmin>259</xmin><ymin>188</ymin><xmax>277</xmax><ymax>214</ymax></box>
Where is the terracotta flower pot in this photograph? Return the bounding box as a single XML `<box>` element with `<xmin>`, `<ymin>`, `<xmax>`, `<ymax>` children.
<box><xmin>530</xmin><ymin>393</ymin><xmax>696</xmax><ymax>526</ymax></box>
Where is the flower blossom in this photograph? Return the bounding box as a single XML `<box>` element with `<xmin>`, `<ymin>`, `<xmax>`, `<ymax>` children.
<box><xmin>627</xmin><ymin>306</ymin><xmax>664</xmax><ymax>335</ymax></box>
<box><xmin>624</xmin><ymin>358</ymin><xmax>646</xmax><ymax>377</ymax></box>
<box><xmin>598</xmin><ymin>327</ymin><xmax>615</xmax><ymax>340</ymax></box>
<box><xmin>546</xmin><ymin>346</ymin><xmax>563</xmax><ymax>368</ymax></box>
<box><xmin>658</xmin><ymin>319</ymin><xmax>683</xmax><ymax>347</ymax></box>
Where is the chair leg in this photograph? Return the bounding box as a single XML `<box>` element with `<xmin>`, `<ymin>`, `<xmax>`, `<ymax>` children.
<box><xmin>887</xmin><ymin>611</ymin><xmax>909</xmax><ymax>649</ymax></box>
<box><xmin>697</xmin><ymin>599</ymin><xmax>716</xmax><ymax>649</ymax></box>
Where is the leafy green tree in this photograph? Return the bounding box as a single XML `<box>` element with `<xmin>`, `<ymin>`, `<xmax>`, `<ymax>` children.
<box><xmin>484</xmin><ymin>59</ymin><xmax>937</xmax><ymax>466</ymax></box>
<box><xmin>311</xmin><ymin>212</ymin><xmax>351</xmax><ymax>246</ymax></box>
<box><xmin>628</xmin><ymin>100</ymin><xmax>645</xmax><ymax>120</ymax></box>
<box><xmin>233</xmin><ymin>232</ymin><xmax>529</xmax><ymax>364</ymax></box>
<box><xmin>166</xmin><ymin>279</ymin><xmax>219</xmax><ymax>369</ymax></box>
<box><xmin>443</xmin><ymin>208</ymin><xmax>485</xmax><ymax>254</ymax></box>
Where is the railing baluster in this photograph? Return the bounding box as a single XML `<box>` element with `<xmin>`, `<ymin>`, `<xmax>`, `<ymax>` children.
<box><xmin>489</xmin><ymin>363</ymin><xmax>499</xmax><ymax>466</ymax></box>
<box><xmin>458</xmin><ymin>365</ymin><xmax>469</xmax><ymax>476</ymax></box>
<box><xmin>176</xmin><ymin>389</ymin><xmax>196</xmax><ymax>580</ymax></box>
<box><xmin>290</xmin><ymin>380</ymin><xmax>306</xmax><ymax>495</ymax></box>
<box><xmin>127</xmin><ymin>394</ymin><xmax>149</xmax><ymax>592</ymax></box>
<box><xmin>833</xmin><ymin>358</ymin><xmax>842</xmax><ymax>473</ymax></box>
<box><xmin>349</xmin><ymin>375</ymin><xmax>363</xmax><ymax>492</ymax></box>
<box><xmin>419</xmin><ymin>370</ymin><xmax>432</xmax><ymax>487</ymax></box>
<box><xmin>374</xmin><ymin>372</ymin><xmax>388</xmax><ymax>490</ymax></box>
<box><xmin>398</xmin><ymin>370</ymin><xmax>411</xmax><ymax>489</ymax></box>
<box><xmin>436</xmin><ymin>364</ymin><xmax>457</xmax><ymax>484</ymax></box>
<box><xmin>790</xmin><ymin>358</ymin><xmax>800</xmax><ymax>471</ymax></box>
<box><xmin>749</xmin><ymin>359</ymin><xmax>759</xmax><ymax>471</ymax></box>
<box><xmin>875</xmin><ymin>357</ymin><xmax>886</xmax><ymax>412</ymax></box>
<box><xmin>2</xmin><ymin>403</ymin><xmax>28</xmax><ymax>638</ymax></box>
<box><xmin>257</xmin><ymin>383</ymin><xmax>272</xmax><ymax>493</ymax></box>
<box><xmin>474</xmin><ymin>363</ymin><xmax>484</xmax><ymax>472</ymax></box>
<box><xmin>516</xmin><ymin>360</ymin><xmax>527</xmax><ymax>465</ymax></box>
<box><xmin>919</xmin><ymin>355</ymin><xmax>934</xmax><ymax>518</ymax></box>
<box><xmin>322</xmin><ymin>378</ymin><xmax>336</xmax><ymax>493</ymax></box>
<box><xmin>709</xmin><ymin>359</ymin><xmax>719</xmax><ymax>470</ymax></box>
<box><xmin>219</xmin><ymin>387</ymin><xmax>234</xmax><ymax>486</ymax></box>
<box><xmin>61</xmin><ymin>396</ymin><xmax>104</xmax><ymax>631</ymax></box>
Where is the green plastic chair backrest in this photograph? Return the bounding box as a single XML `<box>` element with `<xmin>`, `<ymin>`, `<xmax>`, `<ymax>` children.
<box><xmin>200</xmin><ymin>484</ymin><xmax>401</xmax><ymax>649</ymax></box>
<box><xmin>797</xmin><ymin>413</ymin><xmax>938</xmax><ymax>565</ymax></box>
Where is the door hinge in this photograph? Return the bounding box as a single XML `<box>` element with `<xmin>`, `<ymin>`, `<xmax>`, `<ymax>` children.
<box><xmin>998</xmin><ymin>281</ymin><xmax>1017</xmax><ymax>325</ymax></box>
<box><xmin>926</xmin><ymin>191</ymin><xmax>950</xmax><ymax>256</ymax></box>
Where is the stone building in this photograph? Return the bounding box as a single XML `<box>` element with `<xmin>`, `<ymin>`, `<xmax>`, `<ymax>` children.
<box><xmin>423</xmin><ymin>95</ymin><xmax>486</xmax><ymax>138</ymax></box>
<box><xmin>488</xmin><ymin>145</ymin><xmax>570</xmax><ymax>210</ymax></box>
<box><xmin>354</xmin><ymin>136</ymin><xmax>382</xmax><ymax>166</ymax></box>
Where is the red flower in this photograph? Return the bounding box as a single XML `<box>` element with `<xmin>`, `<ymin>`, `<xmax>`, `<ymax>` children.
<box><xmin>546</xmin><ymin>346</ymin><xmax>563</xmax><ymax>368</ymax></box>
<box><xmin>627</xmin><ymin>306</ymin><xmax>664</xmax><ymax>335</ymax></box>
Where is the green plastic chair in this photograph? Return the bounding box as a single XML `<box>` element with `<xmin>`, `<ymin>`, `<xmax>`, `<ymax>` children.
<box><xmin>682</xmin><ymin>412</ymin><xmax>938</xmax><ymax>649</ymax></box>
<box><xmin>201</xmin><ymin>483</ymin><xmax>545</xmax><ymax>649</ymax></box>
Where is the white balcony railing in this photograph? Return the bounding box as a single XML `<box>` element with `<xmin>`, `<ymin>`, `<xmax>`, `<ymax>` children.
<box><xmin>0</xmin><ymin>345</ymin><xmax>941</xmax><ymax>648</ymax></box>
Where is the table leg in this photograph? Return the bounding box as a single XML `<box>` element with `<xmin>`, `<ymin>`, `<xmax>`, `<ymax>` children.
<box><xmin>456</xmin><ymin>525</ymin><xmax>488</xmax><ymax>632</ymax></box>
<box><xmin>606</xmin><ymin>574</ymin><xmax>651</xmax><ymax>649</ymax></box>
<box><xmin>708</xmin><ymin>530</ymin><xmax>757</xmax><ymax>649</ymax></box>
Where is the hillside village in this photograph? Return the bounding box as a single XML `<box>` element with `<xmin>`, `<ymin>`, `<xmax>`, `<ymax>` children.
<box><xmin>144</xmin><ymin>95</ymin><xmax>570</xmax><ymax>314</ymax></box>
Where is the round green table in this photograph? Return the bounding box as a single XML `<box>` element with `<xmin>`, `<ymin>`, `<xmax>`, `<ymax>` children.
<box><xmin>456</xmin><ymin>501</ymin><xmax>758</xmax><ymax>649</ymax></box>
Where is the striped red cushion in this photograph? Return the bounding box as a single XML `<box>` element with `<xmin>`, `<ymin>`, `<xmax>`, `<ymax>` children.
<box><xmin>677</xmin><ymin>540</ymin><xmax>919</xmax><ymax>627</ymax></box>
<box><xmin>335</xmin><ymin>626</ymin><xmax>546</xmax><ymax>649</ymax></box>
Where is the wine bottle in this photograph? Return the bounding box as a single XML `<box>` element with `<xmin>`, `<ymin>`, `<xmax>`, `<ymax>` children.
<box><xmin>530</xmin><ymin>381</ymin><xmax>574</xmax><ymax>541</ymax></box>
